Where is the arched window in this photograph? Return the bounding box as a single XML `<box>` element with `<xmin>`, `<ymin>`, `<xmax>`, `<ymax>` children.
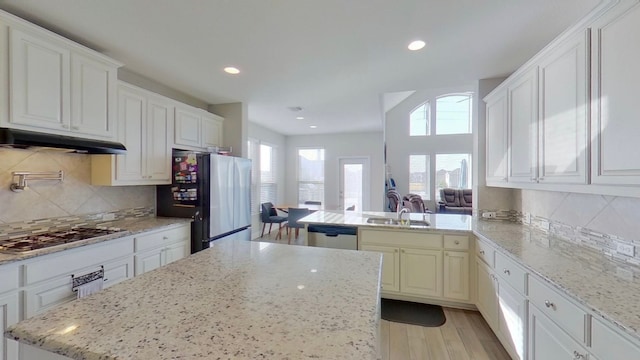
<box><xmin>409</xmin><ymin>101</ymin><xmax>430</xmax><ymax>136</ymax></box>
<box><xmin>435</xmin><ymin>94</ymin><xmax>472</xmax><ymax>135</ymax></box>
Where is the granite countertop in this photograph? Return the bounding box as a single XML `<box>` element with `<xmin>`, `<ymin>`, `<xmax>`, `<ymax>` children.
<box><xmin>6</xmin><ymin>238</ymin><xmax>383</xmax><ymax>360</ymax></box>
<box><xmin>473</xmin><ymin>218</ymin><xmax>640</xmax><ymax>342</ymax></box>
<box><xmin>0</xmin><ymin>216</ymin><xmax>191</xmax><ymax>266</ymax></box>
<box><xmin>299</xmin><ymin>210</ymin><xmax>473</xmax><ymax>232</ymax></box>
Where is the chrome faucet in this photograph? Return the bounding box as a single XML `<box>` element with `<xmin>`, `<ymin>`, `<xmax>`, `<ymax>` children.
<box><xmin>397</xmin><ymin>207</ymin><xmax>410</xmax><ymax>221</ymax></box>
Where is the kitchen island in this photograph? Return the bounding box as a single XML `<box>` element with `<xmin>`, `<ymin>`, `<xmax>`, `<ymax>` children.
<box><xmin>5</xmin><ymin>238</ymin><xmax>383</xmax><ymax>359</ymax></box>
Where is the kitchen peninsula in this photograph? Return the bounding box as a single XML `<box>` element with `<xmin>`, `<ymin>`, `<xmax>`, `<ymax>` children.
<box><xmin>6</xmin><ymin>239</ymin><xmax>383</xmax><ymax>359</ymax></box>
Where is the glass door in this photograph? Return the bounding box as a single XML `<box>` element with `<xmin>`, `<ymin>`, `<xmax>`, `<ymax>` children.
<box><xmin>339</xmin><ymin>157</ymin><xmax>370</xmax><ymax>211</ymax></box>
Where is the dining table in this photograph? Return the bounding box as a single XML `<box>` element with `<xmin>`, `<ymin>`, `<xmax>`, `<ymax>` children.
<box><xmin>275</xmin><ymin>203</ymin><xmax>323</xmax><ymax>213</ymax></box>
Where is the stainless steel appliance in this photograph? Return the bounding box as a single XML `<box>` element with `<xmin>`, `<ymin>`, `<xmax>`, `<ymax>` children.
<box><xmin>156</xmin><ymin>151</ymin><xmax>251</xmax><ymax>253</ymax></box>
<box><xmin>307</xmin><ymin>225</ymin><xmax>358</xmax><ymax>250</ymax></box>
<box><xmin>0</xmin><ymin>227</ymin><xmax>124</xmax><ymax>253</ymax></box>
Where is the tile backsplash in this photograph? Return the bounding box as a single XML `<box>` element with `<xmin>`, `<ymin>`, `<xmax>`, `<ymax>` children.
<box><xmin>516</xmin><ymin>189</ymin><xmax>640</xmax><ymax>266</ymax></box>
<box><xmin>0</xmin><ymin>148</ymin><xmax>154</xmax><ymax>224</ymax></box>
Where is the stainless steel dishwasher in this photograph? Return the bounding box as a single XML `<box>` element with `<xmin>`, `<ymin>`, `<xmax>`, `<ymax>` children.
<box><xmin>307</xmin><ymin>225</ymin><xmax>358</xmax><ymax>250</ymax></box>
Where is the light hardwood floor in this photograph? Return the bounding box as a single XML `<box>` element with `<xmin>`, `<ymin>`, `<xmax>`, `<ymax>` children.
<box><xmin>255</xmin><ymin>229</ymin><xmax>511</xmax><ymax>360</ymax></box>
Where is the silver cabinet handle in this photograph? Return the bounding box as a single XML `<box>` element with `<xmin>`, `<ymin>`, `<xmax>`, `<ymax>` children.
<box><xmin>163</xmin><ymin>236</ymin><xmax>169</xmax><ymax>240</ymax></box>
<box><xmin>61</xmin><ymin>124</ymin><xmax>69</xmax><ymax>129</ymax></box>
<box><xmin>544</xmin><ymin>300</ymin><xmax>555</xmax><ymax>309</ymax></box>
<box><xmin>454</xmin><ymin>240</ymin><xmax>460</xmax><ymax>245</ymax></box>
<box><xmin>71</xmin><ymin>126</ymin><xmax>79</xmax><ymax>130</ymax></box>
<box><xmin>480</xmin><ymin>250</ymin><xmax>485</xmax><ymax>255</ymax></box>
<box><xmin>394</xmin><ymin>249</ymin><xmax>398</xmax><ymax>253</ymax></box>
<box><xmin>573</xmin><ymin>350</ymin><xmax>585</xmax><ymax>359</ymax></box>
<box><xmin>503</xmin><ymin>269</ymin><xmax>510</xmax><ymax>275</ymax></box>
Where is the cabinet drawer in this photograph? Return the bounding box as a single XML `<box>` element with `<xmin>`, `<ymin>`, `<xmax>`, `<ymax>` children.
<box><xmin>24</xmin><ymin>275</ymin><xmax>75</xmax><ymax>318</ymax></box>
<box><xmin>495</xmin><ymin>251</ymin><xmax>527</xmax><ymax>294</ymax></box>
<box><xmin>476</xmin><ymin>238</ymin><xmax>495</xmax><ymax>267</ymax></box>
<box><xmin>135</xmin><ymin>225</ymin><xmax>190</xmax><ymax>252</ymax></box>
<box><xmin>24</xmin><ymin>237</ymin><xmax>133</xmax><ymax>285</ymax></box>
<box><xmin>528</xmin><ymin>275</ymin><xmax>586</xmax><ymax>343</ymax></box>
<box><xmin>359</xmin><ymin>229</ymin><xmax>442</xmax><ymax>248</ymax></box>
<box><xmin>0</xmin><ymin>264</ymin><xmax>19</xmax><ymax>294</ymax></box>
<box><xmin>444</xmin><ymin>235</ymin><xmax>469</xmax><ymax>250</ymax></box>
<box><xmin>591</xmin><ymin>317</ymin><xmax>640</xmax><ymax>359</ymax></box>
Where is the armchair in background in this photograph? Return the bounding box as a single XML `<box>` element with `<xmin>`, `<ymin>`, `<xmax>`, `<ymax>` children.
<box><xmin>403</xmin><ymin>193</ymin><xmax>427</xmax><ymax>213</ymax></box>
<box><xmin>438</xmin><ymin>188</ymin><xmax>472</xmax><ymax>215</ymax></box>
<box><xmin>386</xmin><ymin>190</ymin><xmax>401</xmax><ymax>212</ymax></box>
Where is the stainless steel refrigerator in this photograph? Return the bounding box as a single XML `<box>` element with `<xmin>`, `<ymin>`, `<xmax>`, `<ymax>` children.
<box><xmin>156</xmin><ymin>151</ymin><xmax>251</xmax><ymax>253</ymax></box>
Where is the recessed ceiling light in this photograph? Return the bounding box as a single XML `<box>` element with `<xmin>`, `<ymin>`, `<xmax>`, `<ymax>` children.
<box><xmin>296</xmin><ymin>116</ymin><xmax>305</xmax><ymax>120</ymax></box>
<box><xmin>224</xmin><ymin>66</ymin><xmax>240</xmax><ymax>74</ymax></box>
<box><xmin>310</xmin><ymin>125</ymin><xmax>317</xmax><ymax>129</ymax></box>
<box><xmin>408</xmin><ymin>40</ymin><xmax>426</xmax><ymax>51</ymax></box>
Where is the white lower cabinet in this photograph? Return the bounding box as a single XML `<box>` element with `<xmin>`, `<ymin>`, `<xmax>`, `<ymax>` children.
<box><xmin>359</xmin><ymin>229</ymin><xmax>470</xmax><ymax>305</ymax></box>
<box><xmin>134</xmin><ymin>224</ymin><xmax>190</xmax><ymax>276</ymax></box>
<box><xmin>0</xmin><ymin>292</ymin><xmax>19</xmax><ymax>360</ymax></box>
<box><xmin>529</xmin><ymin>304</ymin><xmax>591</xmax><ymax>360</ymax></box>
<box><xmin>400</xmin><ymin>248</ymin><xmax>442</xmax><ymax>297</ymax></box>
<box><xmin>360</xmin><ymin>245</ymin><xmax>400</xmax><ymax>293</ymax></box>
<box><xmin>475</xmin><ymin>242</ymin><xmax>527</xmax><ymax>360</ymax></box>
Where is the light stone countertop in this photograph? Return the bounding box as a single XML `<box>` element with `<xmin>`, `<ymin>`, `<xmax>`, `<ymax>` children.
<box><xmin>6</xmin><ymin>238</ymin><xmax>383</xmax><ymax>360</ymax></box>
<box><xmin>299</xmin><ymin>210</ymin><xmax>473</xmax><ymax>233</ymax></box>
<box><xmin>473</xmin><ymin>218</ymin><xmax>640</xmax><ymax>343</ymax></box>
<box><xmin>0</xmin><ymin>217</ymin><xmax>191</xmax><ymax>266</ymax></box>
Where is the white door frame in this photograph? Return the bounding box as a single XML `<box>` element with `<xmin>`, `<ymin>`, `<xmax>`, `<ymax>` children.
<box><xmin>337</xmin><ymin>156</ymin><xmax>371</xmax><ymax>211</ymax></box>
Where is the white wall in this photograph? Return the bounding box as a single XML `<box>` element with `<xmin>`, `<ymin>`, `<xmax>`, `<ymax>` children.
<box><xmin>210</xmin><ymin>102</ymin><xmax>248</xmax><ymax>158</ymax></box>
<box><xmin>385</xmin><ymin>85</ymin><xmax>474</xmax><ymax>211</ymax></box>
<box><xmin>248</xmin><ymin>122</ymin><xmax>287</xmax><ymax>238</ymax></box>
<box><xmin>285</xmin><ymin>132</ymin><xmax>384</xmax><ymax>211</ymax></box>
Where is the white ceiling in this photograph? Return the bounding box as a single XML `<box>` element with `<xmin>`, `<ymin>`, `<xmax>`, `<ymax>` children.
<box><xmin>0</xmin><ymin>0</ymin><xmax>601</xmax><ymax>136</ymax></box>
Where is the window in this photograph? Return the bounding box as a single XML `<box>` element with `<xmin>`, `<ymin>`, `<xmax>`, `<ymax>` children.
<box><xmin>409</xmin><ymin>155</ymin><xmax>430</xmax><ymax>199</ymax></box>
<box><xmin>409</xmin><ymin>102</ymin><xmax>430</xmax><ymax>136</ymax></box>
<box><xmin>260</xmin><ymin>144</ymin><xmax>277</xmax><ymax>206</ymax></box>
<box><xmin>298</xmin><ymin>148</ymin><xmax>325</xmax><ymax>204</ymax></box>
<box><xmin>435</xmin><ymin>154</ymin><xmax>472</xmax><ymax>201</ymax></box>
<box><xmin>435</xmin><ymin>94</ymin><xmax>472</xmax><ymax>135</ymax></box>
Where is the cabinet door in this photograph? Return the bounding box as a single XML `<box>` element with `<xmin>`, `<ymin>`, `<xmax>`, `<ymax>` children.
<box><xmin>164</xmin><ymin>241</ymin><xmax>189</xmax><ymax>265</ymax></box>
<box><xmin>538</xmin><ymin>30</ymin><xmax>589</xmax><ymax>184</ymax></box>
<box><xmin>0</xmin><ymin>292</ymin><xmax>19</xmax><ymax>360</ymax></box>
<box><xmin>508</xmin><ymin>67</ymin><xmax>539</xmax><ymax>183</ymax></box>
<box><xmin>9</xmin><ymin>28</ymin><xmax>70</xmax><ymax>130</ymax></box>
<box><xmin>591</xmin><ymin>317</ymin><xmax>640</xmax><ymax>359</ymax></box>
<box><xmin>361</xmin><ymin>245</ymin><xmax>400</xmax><ymax>293</ymax></box>
<box><xmin>146</xmin><ymin>95</ymin><xmax>172</xmax><ymax>182</ymax></box>
<box><xmin>529</xmin><ymin>305</ymin><xmax>589</xmax><ymax>360</ymax></box>
<box><xmin>202</xmin><ymin>115</ymin><xmax>223</xmax><ymax>148</ymax></box>
<box><xmin>134</xmin><ymin>248</ymin><xmax>164</xmax><ymax>276</ymax></box>
<box><xmin>443</xmin><ymin>251</ymin><xmax>469</xmax><ymax>301</ymax></box>
<box><xmin>70</xmin><ymin>53</ymin><xmax>116</xmax><ymax>139</ymax></box>
<box><xmin>116</xmin><ymin>85</ymin><xmax>146</xmax><ymax>181</ymax></box>
<box><xmin>103</xmin><ymin>256</ymin><xmax>134</xmax><ymax>289</ymax></box>
<box><xmin>485</xmin><ymin>91</ymin><xmax>509</xmax><ymax>184</ymax></box>
<box><xmin>591</xmin><ymin>1</ymin><xmax>640</xmax><ymax>185</ymax></box>
<box><xmin>498</xmin><ymin>280</ymin><xmax>527</xmax><ymax>360</ymax></box>
<box><xmin>174</xmin><ymin>106</ymin><xmax>201</xmax><ymax>148</ymax></box>
<box><xmin>400</xmin><ymin>248</ymin><xmax>442</xmax><ymax>297</ymax></box>
<box><xmin>24</xmin><ymin>275</ymin><xmax>75</xmax><ymax>318</ymax></box>
<box><xmin>476</xmin><ymin>260</ymin><xmax>499</xmax><ymax>330</ymax></box>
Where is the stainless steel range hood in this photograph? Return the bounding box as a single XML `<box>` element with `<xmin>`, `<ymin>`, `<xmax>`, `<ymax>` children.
<box><xmin>0</xmin><ymin>128</ymin><xmax>126</xmax><ymax>154</ymax></box>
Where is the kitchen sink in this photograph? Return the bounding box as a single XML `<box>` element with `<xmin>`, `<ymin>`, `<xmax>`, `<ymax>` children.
<box><xmin>365</xmin><ymin>217</ymin><xmax>430</xmax><ymax>227</ymax></box>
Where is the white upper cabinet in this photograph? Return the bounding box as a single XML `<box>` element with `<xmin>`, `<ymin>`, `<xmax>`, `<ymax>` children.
<box><xmin>174</xmin><ymin>105</ymin><xmax>202</xmax><ymax>148</ymax></box>
<box><xmin>485</xmin><ymin>90</ymin><xmax>509</xmax><ymax>184</ymax></box>
<box><xmin>9</xmin><ymin>28</ymin><xmax>70</xmax><ymax>131</ymax></box>
<box><xmin>538</xmin><ymin>30</ymin><xmax>589</xmax><ymax>184</ymax></box>
<box><xmin>591</xmin><ymin>0</ymin><xmax>640</xmax><ymax>185</ymax></box>
<box><xmin>70</xmin><ymin>52</ymin><xmax>117</xmax><ymax>138</ymax></box>
<box><xmin>2</xmin><ymin>12</ymin><xmax>122</xmax><ymax>140</ymax></box>
<box><xmin>174</xmin><ymin>104</ymin><xmax>224</xmax><ymax>150</ymax></box>
<box><xmin>91</xmin><ymin>83</ymin><xmax>172</xmax><ymax>185</ymax></box>
<box><xmin>508</xmin><ymin>67</ymin><xmax>539</xmax><ymax>183</ymax></box>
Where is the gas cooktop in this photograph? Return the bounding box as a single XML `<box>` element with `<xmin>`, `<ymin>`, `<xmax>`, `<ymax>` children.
<box><xmin>0</xmin><ymin>227</ymin><xmax>124</xmax><ymax>254</ymax></box>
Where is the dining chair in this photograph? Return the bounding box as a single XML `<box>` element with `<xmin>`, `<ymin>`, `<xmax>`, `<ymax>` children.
<box><xmin>260</xmin><ymin>202</ymin><xmax>288</xmax><ymax>239</ymax></box>
<box><xmin>346</xmin><ymin>205</ymin><xmax>355</xmax><ymax>211</ymax></box>
<box><xmin>286</xmin><ymin>207</ymin><xmax>310</xmax><ymax>244</ymax></box>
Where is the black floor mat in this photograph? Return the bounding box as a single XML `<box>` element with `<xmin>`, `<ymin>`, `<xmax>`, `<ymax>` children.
<box><xmin>381</xmin><ymin>298</ymin><xmax>446</xmax><ymax>327</ymax></box>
